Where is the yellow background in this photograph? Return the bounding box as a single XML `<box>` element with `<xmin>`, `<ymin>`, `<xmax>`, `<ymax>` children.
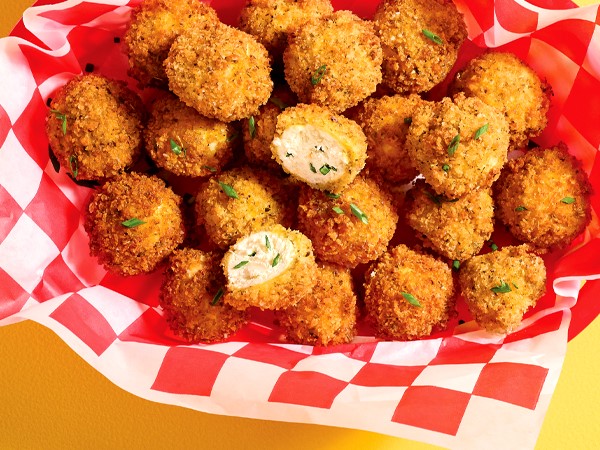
<box><xmin>1</xmin><ymin>1</ymin><xmax>599</xmax><ymax>448</ymax></box>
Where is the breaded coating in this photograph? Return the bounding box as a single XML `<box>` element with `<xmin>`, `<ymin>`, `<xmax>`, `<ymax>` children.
<box><xmin>222</xmin><ymin>225</ymin><xmax>317</xmax><ymax>310</ymax></box>
<box><xmin>449</xmin><ymin>52</ymin><xmax>551</xmax><ymax>149</ymax></box>
<box><xmin>494</xmin><ymin>145</ymin><xmax>592</xmax><ymax>251</ymax></box>
<box><xmin>297</xmin><ymin>176</ymin><xmax>398</xmax><ymax>268</ymax></box>
<box><xmin>145</xmin><ymin>94</ymin><xmax>235</xmax><ymax>177</ymax></box>
<box><xmin>46</xmin><ymin>74</ymin><xmax>144</xmax><ymax>181</ymax></box>
<box><xmin>283</xmin><ymin>10</ymin><xmax>383</xmax><ymax>113</ymax></box>
<box><xmin>239</xmin><ymin>0</ymin><xmax>333</xmax><ymax>59</ymax></box>
<box><xmin>406</xmin><ymin>93</ymin><xmax>510</xmax><ymax>198</ymax></box>
<box><xmin>195</xmin><ymin>167</ymin><xmax>296</xmax><ymax>249</ymax></box>
<box><xmin>458</xmin><ymin>245</ymin><xmax>546</xmax><ymax>334</ymax></box>
<box><xmin>160</xmin><ymin>248</ymin><xmax>248</xmax><ymax>343</ymax></box>
<box><xmin>364</xmin><ymin>244</ymin><xmax>455</xmax><ymax>340</ymax></box>
<box><xmin>276</xmin><ymin>263</ymin><xmax>357</xmax><ymax>346</ymax></box>
<box><xmin>405</xmin><ymin>180</ymin><xmax>495</xmax><ymax>261</ymax></box>
<box><xmin>373</xmin><ymin>0</ymin><xmax>467</xmax><ymax>94</ymax></box>
<box><xmin>85</xmin><ymin>172</ymin><xmax>184</xmax><ymax>276</ymax></box>
<box><xmin>271</xmin><ymin>104</ymin><xmax>367</xmax><ymax>192</ymax></box>
<box><xmin>123</xmin><ymin>0</ymin><xmax>219</xmax><ymax>86</ymax></box>
<box><xmin>165</xmin><ymin>20</ymin><xmax>273</xmax><ymax>122</ymax></box>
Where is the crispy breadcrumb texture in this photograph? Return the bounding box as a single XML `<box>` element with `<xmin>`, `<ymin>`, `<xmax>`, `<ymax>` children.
<box><xmin>458</xmin><ymin>244</ymin><xmax>546</xmax><ymax>334</ymax></box>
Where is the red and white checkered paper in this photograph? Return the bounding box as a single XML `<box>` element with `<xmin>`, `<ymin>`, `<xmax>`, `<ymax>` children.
<box><xmin>1</xmin><ymin>0</ymin><xmax>599</xmax><ymax>448</ymax></box>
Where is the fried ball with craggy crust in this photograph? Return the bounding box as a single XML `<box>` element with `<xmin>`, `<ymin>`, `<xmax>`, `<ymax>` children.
<box><xmin>297</xmin><ymin>176</ymin><xmax>398</xmax><ymax>268</ymax></box>
<box><xmin>195</xmin><ymin>167</ymin><xmax>296</xmax><ymax>249</ymax></box>
<box><xmin>165</xmin><ymin>20</ymin><xmax>273</xmax><ymax>122</ymax></box>
<box><xmin>449</xmin><ymin>52</ymin><xmax>551</xmax><ymax>150</ymax></box>
<box><xmin>373</xmin><ymin>0</ymin><xmax>467</xmax><ymax>94</ymax></box>
<box><xmin>275</xmin><ymin>262</ymin><xmax>357</xmax><ymax>346</ymax></box>
<box><xmin>85</xmin><ymin>172</ymin><xmax>184</xmax><ymax>276</ymax></box>
<box><xmin>283</xmin><ymin>10</ymin><xmax>383</xmax><ymax>113</ymax></box>
<box><xmin>123</xmin><ymin>0</ymin><xmax>219</xmax><ymax>87</ymax></box>
<box><xmin>458</xmin><ymin>245</ymin><xmax>546</xmax><ymax>334</ymax></box>
<box><xmin>406</xmin><ymin>93</ymin><xmax>510</xmax><ymax>199</ymax></box>
<box><xmin>239</xmin><ymin>0</ymin><xmax>333</xmax><ymax>59</ymax></box>
<box><xmin>144</xmin><ymin>94</ymin><xmax>235</xmax><ymax>177</ymax></box>
<box><xmin>494</xmin><ymin>145</ymin><xmax>592</xmax><ymax>251</ymax></box>
<box><xmin>160</xmin><ymin>248</ymin><xmax>248</xmax><ymax>343</ymax></box>
<box><xmin>271</xmin><ymin>104</ymin><xmax>367</xmax><ymax>192</ymax></box>
<box><xmin>364</xmin><ymin>244</ymin><xmax>455</xmax><ymax>340</ymax></box>
<box><xmin>46</xmin><ymin>74</ymin><xmax>144</xmax><ymax>181</ymax></box>
<box><xmin>222</xmin><ymin>225</ymin><xmax>317</xmax><ymax>310</ymax></box>
<box><xmin>405</xmin><ymin>180</ymin><xmax>495</xmax><ymax>261</ymax></box>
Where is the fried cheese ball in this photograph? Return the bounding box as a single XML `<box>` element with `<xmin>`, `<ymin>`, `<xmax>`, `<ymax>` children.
<box><xmin>222</xmin><ymin>225</ymin><xmax>317</xmax><ymax>310</ymax></box>
<box><xmin>373</xmin><ymin>0</ymin><xmax>467</xmax><ymax>94</ymax></box>
<box><xmin>494</xmin><ymin>145</ymin><xmax>592</xmax><ymax>251</ymax></box>
<box><xmin>364</xmin><ymin>244</ymin><xmax>455</xmax><ymax>340</ymax></box>
<box><xmin>145</xmin><ymin>94</ymin><xmax>235</xmax><ymax>177</ymax></box>
<box><xmin>276</xmin><ymin>263</ymin><xmax>357</xmax><ymax>346</ymax></box>
<box><xmin>271</xmin><ymin>104</ymin><xmax>367</xmax><ymax>192</ymax></box>
<box><xmin>283</xmin><ymin>10</ymin><xmax>382</xmax><ymax>113</ymax></box>
<box><xmin>195</xmin><ymin>167</ymin><xmax>296</xmax><ymax>249</ymax></box>
<box><xmin>239</xmin><ymin>0</ymin><xmax>333</xmax><ymax>59</ymax></box>
<box><xmin>449</xmin><ymin>52</ymin><xmax>551</xmax><ymax>149</ymax></box>
<box><xmin>405</xmin><ymin>180</ymin><xmax>495</xmax><ymax>261</ymax></box>
<box><xmin>123</xmin><ymin>0</ymin><xmax>219</xmax><ymax>86</ymax></box>
<box><xmin>165</xmin><ymin>20</ymin><xmax>273</xmax><ymax>122</ymax></box>
<box><xmin>406</xmin><ymin>93</ymin><xmax>510</xmax><ymax>198</ymax></box>
<box><xmin>85</xmin><ymin>172</ymin><xmax>184</xmax><ymax>276</ymax></box>
<box><xmin>46</xmin><ymin>74</ymin><xmax>144</xmax><ymax>181</ymax></box>
<box><xmin>160</xmin><ymin>248</ymin><xmax>248</xmax><ymax>343</ymax></box>
<box><xmin>297</xmin><ymin>176</ymin><xmax>398</xmax><ymax>268</ymax></box>
<box><xmin>458</xmin><ymin>245</ymin><xmax>546</xmax><ymax>334</ymax></box>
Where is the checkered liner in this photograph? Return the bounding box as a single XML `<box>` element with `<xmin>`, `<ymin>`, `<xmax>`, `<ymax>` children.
<box><xmin>1</xmin><ymin>0</ymin><xmax>599</xmax><ymax>448</ymax></box>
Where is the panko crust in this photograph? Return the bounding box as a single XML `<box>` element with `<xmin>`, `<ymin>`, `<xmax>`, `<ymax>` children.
<box><xmin>283</xmin><ymin>10</ymin><xmax>383</xmax><ymax>113</ymax></box>
<box><xmin>494</xmin><ymin>145</ymin><xmax>592</xmax><ymax>251</ymax></box>
<box><xmin>85</xmin><ymin>172</ymin><xmax>185</xmax><ymax>276</ymax></box>
<box><xmin>46</xmin><ymin>74</ymin><xmax>145</xmax><ymax>181</ymax></box>
<box><xmin>276</xmin><ymin>262</ymin><xmax>357</xmax><ymax>346</ymax></box>
<box><xmin>450</xmin><ymin>52</ymin><xmax>551</xmax><ymax>149</ymax></box>
<box><xmin>297</xmin><ymin>176</ymin><xmax>398</xmax><ymax>268</ymax></box>
<box><xmin>458</xmin><ymin>245</ymin><xmax>546</xmax><ymax>334</ymax></box>
<box><xmin>406</xmin><ymin>93</ymin><xmax>510</xmax><ymax>198</ymax></box>
<box><xmin>165</xmin><ymin>21</ymin><xmax>273</xmax><ymax>122</ymax></box>
<box><xmin>160</xmin><ymin>248</ymin><xmax>248</xmax><ymax>343</ymax></box>
<box><xmin>364</xmin><ymin>244</ymin><xmax>455</xmax><ymax>340</ymax></box>
<box><xmin>373</xmin><ymin>0</ymin><xmax>467</xmax><ymax>94</ymax></box>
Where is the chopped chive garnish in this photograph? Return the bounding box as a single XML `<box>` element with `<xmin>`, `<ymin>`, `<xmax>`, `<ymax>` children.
<box><xmin>170</xmin><ymin>138</ymin><xmax>185</xmax><ymax>156</ymax></box>
<box><xmin>202</xmin><ymin>165</ymin><xmax>217</xmax><ymax>172</ymax></box>
<box><xmin>325</xmin><ymin>191</ymin><xmax>341</xmax><ymax>199</ymax></box>
<box><xmin>248</xmin><ymin>251</ymin><xmax>257</xmax><ymax>257</ymax></box>
<box><xmin>50</xmin><ymin>109</ymin><xmax>67</xmax><ymax>135</ymax></box>
<box><xmin>350</xmin><ymin>203</ymin><xmax>368</xmax><ymax>224</ymax></box>
<box><xmin>442</xmin><ymin>164</ymin><xmax>450</xmax><ymax>172</ymax></box>
<box><xmin>561</xmin><ymin>196</ymin><xmax>575</xmax><ymax>204</ymax></box>
<box><xmin>272</xmin><ymin>253</ymin><xmax>280</xmax><ymax>267</ymax></box>
<box><xmin>219</xmin><ymin>181</ymin><xmax>239</xmax><ymax>199</ymax></box>
<box><xmin>515</xmin><ymin>205</ymin><xmax>528</xmax><ymax>212</ymax></box>
<box><xmin>309</xmin><ymin>162</ymin><xmax>317</xmax><ymax>173</ymax></box>
<box><xmin>285</xmin><ymin>152</ymin><xmax>294</xmax><ymax>157</ymax></box>
<box><xmin>69</xmin><ymin>154</ymin><xmax>78</xmax><ymax>178</ymax></box>
<box><xmin>248</xmin><ymin>116</ymin><xmax>256</xmax><ymax>139</ymax></box>
<box><xmin>227</xmin><ymin>131</ymin><xmax>239</xmax><ymax>142</ymax></box>
<box><xmin>265</xmin><ymin>235</ymin><xmax>271</xmax><ymax>250</ymax></box>
<box><xmin>489</xmin><ymin>241</ymin><xmax>499</xmax><ymax>252</ymax></box>
<box><xmin>422</xmin><ymin>29</ymin><xmax>443</xmax><ymax>45</ymax></box>
<box><xmin>311</xmin><ymin>64</ymin><xmax>327</xmax><ymax>85</ymax></box>
<box><xmin>211</xmin><ymin>287</ymin><xmax>224</xmax><ymax>305</ymax></box>
<box><xmin>233</xmin><ymin>260</ymin><xmax>249</xmax><ymax>269</ymax></box>
<box><xmin>319</xmin><ymin>164</ymin><xmax>337</xmax><ymax>175</ymax></box>
<box><xmin>121</xmin><ymin>218</ymin><xmax>145</xmax><ymax>228</ymax></box>
<box><xmin>448</xmin><ymin>134</ymin><xmax>460</xmax><ymax>156</ymax></box>
<box><xmin>332</xmin><ymin>206</ymin><xmax>344</xmax><ymax>215</ymax></box>
<box><xmin>269</xmin><ymin>97</ymin><xmax>288</xmax><ymax>110</ymax></box>
<box><xmin>491</xmin><ymin>280</ymin><xmax>511</xmax><ymax>294</ymax></box>
<box><xmin>401</xmin><ymin>292</ymin><xmax>422</xmax><ymax>307</ymax></box>
<box><xmin>452</xmin><ymin>260</ymin><xmax>460</xmax><ymax>271</ymax></box>
<box><xmin>404</xmin><ymin>117</ymin><xmax>412</xmax><ymax>125</ymax></box>
<box><xmin>474</xmin><ymin>123</ymin><xmax>489</xmax><ymax>140</ymax></box>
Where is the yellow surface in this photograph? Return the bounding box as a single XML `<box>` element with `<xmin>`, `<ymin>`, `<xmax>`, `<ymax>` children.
<box><xmin>1</xmin><ymin>1</ymin><xmax>599</xmax><ymax>449</ymax></box>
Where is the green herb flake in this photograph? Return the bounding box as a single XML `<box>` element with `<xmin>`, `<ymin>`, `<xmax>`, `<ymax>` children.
<box><xmin>285</xmin><ymin>152</ymin><xmax>294</xmax><ymax>158</ymax></box>
<box><xmin>350</xmin><ymin>203</ymin><xmax>368</xmax><ymax>224</ymax></box>
<box><xmin>202</xmin><ymin>165</ymin><xmax>217</xmax><ymax>172</ymax></box>
<box><xmin>218</xmin><ymin>181</ymin><xmax>239</xmax><ymax>199</ymax></box>
<box><xmin>442</xmin><ymin>164</ymin><xmax>450</xmax><ymax>172</ymax></box>
<box><xmin>69</xmin><ymin>155</ymin><xmax>78</xmax><ymax>179</ymax></box>
<box><xmin>319</xmin><ymin>164</ymin><xmax>337</xmax><ymax>175</ymax></box>
<box><xmin>170</xmin><ymin>138</ymin><xmax>185</xmax><ymax>156</ymax></box>
<box><xmin>515</xmin><ymin>205</ymin><xmax>528</xmax><ymax>212</ymax></box>
<box><xmin>448</xmin><ymin>134</ymin><xmax>460</xmax><ymax>156</ymax></box>
<box><xmin>474</xmin><ymin>123</ymin><xmax>489</xmax><ymax>140</ymax></box>
<box><xmin>561</xmin><ymin>196</ymin><xmax>575</xmax><ymax>204</ymax></box>
<box><xmin>50</xmin><ymin>109</ymin><xmax>67</xmax><ymax>135</ymax></box>
<box><xmin>211</xmin><ymin>287</ymin><xmax>224</xmax><ymax>305</ymax></box>
<box><xmin>248</xmin><ymin>116</ymin><xmax>256</xmax><ymax>139</ymax></box>
<box><xmin>121</xmin><ymin>218</ymin><xmax>146</xmax><ymax>228</ymax></box>
<box><xmin>248</xmin><ymin>251</ymin><xmax>257</xmax><ymax>257</ymax></box>
<box><xmin>325</xmin><ymin>191</ymin><xmax>341</xmax><ymax>199</ymax></box>
<box><xmin>265</xmin><ymin>235</ymin><xmax>271</xmax><ymax>250</ymax></box>
<box><xmin>401</xmin><ymin>292</ymin><xmax>422</xmax><ymax>307</ymax></box>
<box><xmin>271</xmin><ymin>253</ymin><xmax>281</xmax><ymax>267</ymax></box>
<box><xmin>422</xmin><ymin>29</ymin><xmax>443</xmax><ymax>45</ymax></box>
<box><xmin>491</xmin><ymin>280</ymin><xmax>511</xmax><ymax>294</ymax></box>
<box><xmin>452</xmin><ymin>260</ymin><xmax>460</xmax><ymax>271</ymax></box>
<box><xmin>309</xmin><ymin>162</ymin><xmax>317</xmax><ymax>173</ymax></box>
<box><xmin>269</xmin><ymin>97</ymin><xmax>288</xmax><ymax>110</ymax></box>
<box><xmin>332</xmin><ymin>206</ymin><xmax>344</xmax><ymax>215</ymax></box>
<box><xmin>489</xmin><ymin>241</ymin><xmax>499</xmax><ymax>252</ymax></box>
<box><xmin>311</xmin><ymin>64</ymin><xmax>327</xmax><ymax>85</ymax></box>
<box><xmin>233</xmin><ymin>260</ymin><xmax>249</xmax><ymax>269</ymax></box>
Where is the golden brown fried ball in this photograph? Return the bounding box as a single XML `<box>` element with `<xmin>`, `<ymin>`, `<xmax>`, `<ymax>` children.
<box><xmin>160</xmin><ymin>248</ymin><xmax>248</xmax><ymax>343</ymax></box>
<box><xmin>458</xmin><ymin>245</ymin><xmax>546</xmax><ymax>334</ymax></box>
<box><xmin>85</xmin><ymin>172</ymin><xmax>184</xmax><ymax>276</ymax></box>
<box><xmin>195</xmin><ymin>167</ymin><xmax>296</xmax><ymax>249</ymax></box>
<box><xmin>144</xmin><ymin>93</ymin><xmax>235</xmax><ymax>177</ymax></box>
<box><xmin>373</xmin><ymin>0</ymin><xmax>467</xmax><ymax>94</ymax></box>
<box><xmin>494</xmin><ymin>145</ymin><xmax>592</xmax><ymax>251</ymax></box>
<box><xmin>123</xmin><ymin>0</ymin><xmax>219</xmax><ymax>86</ymax></box>
<box><xmin>46</xmin><ymin>74</ymin><xmax>144</xmax><ymax>181</ymax></box>
<box><xmin>283</xmin><ymin>10</ymin><xmax>382</xmax><ymax>113</ymax></box>
<box><xmin>165</xmin><ymin>20</ymin><xmax>273</xmax><ymax>122</ymax></box>
<box><xmin>406</xmin><ymin>93</ymin><xmax>510</xmax><ymax>198</ymax></box>
<box><xmin>222</xmin><ymin>225</ymin><xmax>317</xmax><ymax>310</ymax></box>
<box><xmin>364</xmin><ymin>244</ymin><xmax>455</xmax><ymax>340</ymax></box>
<box><xmin>449</xmin><ymin>52</ymin><xmax>551</xmax><ymax>149</ymax></box>
<box><xmin>297</xmin><ymin>176</ymin><xmax>398</xmax><ymax>268</ymax></box>
<box><xmin>276</xmin><ymin>263</ymin><xmax>357</xmax><ymax>346</ymax></box>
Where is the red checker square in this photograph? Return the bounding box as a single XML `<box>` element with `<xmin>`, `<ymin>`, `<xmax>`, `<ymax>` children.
<box><xmin>49</xmin><ymin>293</ymin><xmax>117</xmax><ymax>356</ymax></box>
<box><xmin>119</xmin><ymin>308</ymin><xmax>184</xmax><ymax>346</ymax></box>
<box><xmin>19</xmin><ymin>44</ymin><xmax>81</xmax><ymax>87</ymax></box>
<box><xmin>532</xmin><ymin>19</ymin><xmax>595</xmax><ymax>67</ymax></box>
<box><xmin>0</xmin><ymin>103</ymin><xmax>11</xmax><ymax>149</ymax></box>
<box><xmin>0</xmin><ymin>184</ymin><xmax>23</xmax><ymax>243</ymax></box>
<box><xmin>0</xmin><ymin>268</ymin><xmax>30</xmax><ymax>321</ymax></box>
<box><xmin>151</xmin><ymin>347</ymin><xmax>229</xmax><ymax>397</ymax></box>
<box><xmin>430</xmin><ymin>336</ymin><xmax>501</xmax><ymax>365</ymax></box>
<box><xmin>392</xmin><ymin>386</ymin><xmax>471</xmax><ymax>436</ymax></box>
<box><xmin>234</xmin><ymin>343</ymin><xmax>309</xmax><ymax>369</ymax></box>
<box><xmin>268</xmin><ymin>371</ymin><xmax>348</xmax><ymax>409</ymax></box>
<box><xmin>100</xmin><ymin>271</ymin><xmax>162</xmax><ymax>308</ymax></box>
<box><xmin>503</xmin><ymin>311</ymin><xmax>564</xmax><ymax>344</ymax></box>
<box><xmin>563</xmin><ymin>67</ymin><xmax>600</xmax><ymax>149</ymax></box>
<box><xmin>39</xmin><ymin>3</ymin><xmax>118</xmax><ymax>26</ymax></box>
<box><xmin>473</xmin><ymin>362</ymin><xmax>549</xmax><ymax>409</ymax></box>
<box><xmin>311</xmin><ymin>341</ymin><xmax>378</xmax><ymax>362</ymax></box>
<box><xmin>31</xmin><ymin>254</ymin><xmax>86</xmax><ymax>302</ymax></box>
<box><xmin>351</xmin><ymin>363</ymin><xmax>425</xmax><ymax>387</ymax></box>
<box><xmin>11</xmin><ymin>90</ymin><xmax>51</xmax><ymax>169</ymax></box>
<box><xmin>495</xmin><ymin>0</ymin><xmax>539</xmax><ymax>33</ymax></box>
